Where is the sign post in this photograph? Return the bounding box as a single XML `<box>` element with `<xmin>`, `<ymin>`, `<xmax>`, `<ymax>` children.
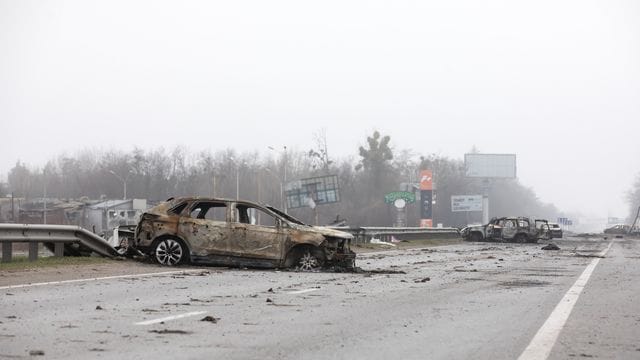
<box><xmin>419</xmin><ymin>170</ymin><xmax>433</xmax><ymax>227</ymax></box>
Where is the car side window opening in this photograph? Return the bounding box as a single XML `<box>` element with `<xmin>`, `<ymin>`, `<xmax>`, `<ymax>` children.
<box><xmin>189</xmin><ymin>202</ymin><xmax>227</xmax><ymax>221</ymax></box>
<box><xmin>169</xmin><ymin>202</ymin><xmax>188</xmax><ymax>215</ymax></box>
<box><xmin>235</xmin><ymin>205</ymin><xmax>278</xmax><ymax>227</ymax></box>
<box><xmin>504</xmin><ymin>220</ymin><xmax>515</xmax><ymax>228</ymax></box>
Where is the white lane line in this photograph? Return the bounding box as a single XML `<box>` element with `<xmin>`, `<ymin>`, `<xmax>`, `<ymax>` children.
<box><xmin>0</xmin><ymin>269</ymin><xmax>208</xmax><ymax>290</ymax></box>
<box><xmin>135</xmin><ymin>311</ymin><xmax>207</xmax><ymax>326</ymax></box>
<box><xmin>287</xmin><ymin>288</ymin><xmax>320</xmax><ymax>295</ymax></box>
<box><xmin>518</xmin><ymin>241</ymin><xmax>614</xmax><ymax>360</ymax></box>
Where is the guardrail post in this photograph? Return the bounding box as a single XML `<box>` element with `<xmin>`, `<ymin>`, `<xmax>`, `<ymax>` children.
<box><xmin>54</xmin><ymin>243</ymin><xmax>64</xmax><ymax>257</ymax></box>
<box><xmin>29</xmin><ymin>242</ymin><xmax>38</xmax><ymax>261</ymax></box>
<box><xmin>2</xmin><ymin>242</ymin><xmax>11</xmax><ymax>262</ymax></box>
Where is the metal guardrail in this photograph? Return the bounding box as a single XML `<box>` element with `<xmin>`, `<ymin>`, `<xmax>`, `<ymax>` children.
<box><xmin>0</xmin><ymin>223</ymin><xmax>118</xmax><ymax>263</ymax></box>
<box><xmin>335</xmin><ymin>226</ymin><xmax>461</xmax><ymax>245</ymax></box>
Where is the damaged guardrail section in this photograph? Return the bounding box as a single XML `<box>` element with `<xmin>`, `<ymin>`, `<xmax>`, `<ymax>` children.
<box><xmin>336</xmin><ymin>226</ymin><xmax>461</xmax><ymax>245</ymax></box>
<box><xmin>0</xmin><ymin>224</ymin><xmax>118</xmax><ymax>263</ymax></box>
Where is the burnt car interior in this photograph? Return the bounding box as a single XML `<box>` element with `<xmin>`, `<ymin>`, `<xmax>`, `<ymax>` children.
<box><xmin>189</xmin><ymin>201</ymin><xmax>227</xmax><ymax>221</ymax></box>
<box><xmin>235</xmin><ymin>205</ymin><xmax>279</xmax><ymax>227</ymax></box>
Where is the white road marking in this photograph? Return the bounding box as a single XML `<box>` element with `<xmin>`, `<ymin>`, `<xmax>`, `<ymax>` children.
<box><xmin>0</xmin><ymin>269</ymin><xmax>209</xmax><ymax>290</ymax></box>
<box><xmin>518</xmin><ymin>241</ymin><xmax>614</xmax><ymax>360</ymax></box>
<box><xmin>287</xmin><ymin>288</ymin><xmax>320</xmax><ymax>295</ymax></box>
<box><xmin>135</xmin><ymin>311</ymin><xmax>207</xmax><ymax>326</ymax></box>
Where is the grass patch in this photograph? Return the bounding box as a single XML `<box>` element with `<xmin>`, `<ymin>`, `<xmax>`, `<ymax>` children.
<box><xmin>0</xmin><ymin>256</ymin><xmax>112</xmax><ymax>270</ymax></box>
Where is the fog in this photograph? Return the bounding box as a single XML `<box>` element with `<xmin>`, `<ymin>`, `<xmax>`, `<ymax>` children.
<box><xmin>1</xmin><ymin>0</ymin><xmax>639</xmax><ymax>219</ymax></box>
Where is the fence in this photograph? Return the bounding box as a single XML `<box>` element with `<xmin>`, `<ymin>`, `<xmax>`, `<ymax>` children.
<box><xmin>337</xmin><ymin>226</ymin><xmax>460</xmax><ymax>245</ymax></box>
<box><xmin>0</xmin><ymin>224</ymin><xmax>117</xmax><ymax>263</ymax></box>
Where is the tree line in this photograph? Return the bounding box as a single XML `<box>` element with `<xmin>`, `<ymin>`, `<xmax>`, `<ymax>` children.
<box><xmin>3</xmin><ymin>131</ymin><xmax>566</xmax><ymax>227</ymax></box>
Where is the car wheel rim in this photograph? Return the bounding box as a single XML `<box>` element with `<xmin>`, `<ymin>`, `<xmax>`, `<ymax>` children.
<box><xmin>156</xmin><ymin>239</ymin><xmax>183</xmax><ymax>266</ymax></box>
<box><xmin>298</xmin><ymin>251</ymin><xmax>319</xmax><ymax>271</ymax></box>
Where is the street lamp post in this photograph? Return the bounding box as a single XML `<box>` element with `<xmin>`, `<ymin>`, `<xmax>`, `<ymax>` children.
<box><xmin>229</xmin><ymin>157</ymin><xmax>243</xmax><ymax>200</ymax></box>
<box><xmin>268</xmin><ymin>145</ymin><xmax>288</xmax><ymax>213</ymax></box>
<box><xmin>109</xmin><ymin>170</ymin><xmax>128</xmax><ymax>200</ymax></box>
<box><xmin>263</xmin><ymin>168</ymin><xmax>283</xmax><ymax>209</ymax></box>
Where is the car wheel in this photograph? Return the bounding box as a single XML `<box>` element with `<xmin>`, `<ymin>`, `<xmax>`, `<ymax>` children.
<box><xmin>153</xmin><ymin>238</ymin><xmax>187</xmax><ymax>266</ymax></box>
<box><xmin>470</xmin><ymin>232</ymin><xmax>483</xmax><ymax>242</ymax></box>
<box><xmin>514</xmin><ymin>234</ymin><xmax>528</xmax><ymax>243</ymax></box>
<box><xmin>296</xmin><ymin>248</ymin><xmax>324</xmax><ymax>272</ymax></box>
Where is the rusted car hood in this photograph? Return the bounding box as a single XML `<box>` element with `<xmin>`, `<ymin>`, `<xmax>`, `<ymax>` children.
<box><xmin>309</xmin><ymin>226</ymin><xmax>354</xmax><ymax>240</ymax></box>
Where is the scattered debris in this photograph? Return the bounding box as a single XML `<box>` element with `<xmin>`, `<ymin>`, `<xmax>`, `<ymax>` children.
<box><xmin>29</xmin><ymin>350</ymin><xmax>45</xmax><ymax>356</ymax></box>
<box><xmin>142</xmin><ymin>308</ymin><xmax>160</xmax><ymax>313</ymax></box>
<box><xmin>415</xmin><ymin>277</ymin><xmax>431</xmax><ymax>283</ymax></box>
<box><xmin>499</xmin><ymin>280</ymin><xmax>551</xmax><ymax>288</ymax></box>
<box><xmin>266</xmin><ymin>298</ymin><xmax>273</xmax><ymax>303</ymax></box>
<box><xmin>573</xmin><ymin>253</ymin><xmax>605</xmax><ymax>259</ymax></box>
<box><xmin>95</xmin><ymin>305</ymin><xmax>104</xmax><ymax>310</ymax></box>
<box><xmin>89</xmin><ymin>348</ymin><xmax>106</xmax><ymax>352</ymax></box>
<box><xmin>200</xmin><ymin>316</ymin><xmax>219</xmax><ymax>323</ymax></box>
<box><xmin>190</xmin><ymin>298</ymin><xmax>218</xmax><ymax>303</ymax></box>
<box><xmin>370</xmin><ymin>238</ymin><xmax>396</xmax><ymax>247</ymax></box>
<box><xmin>149</xmin><ymin>329</ymin><xmax>192</xmax><ymax>335</ymax></box>
<box><xmin>267</xmin><ymin>303</ymin><xmax>300</xmax><ymax>307</ymax></box>
<box><xmin>361</xmin><ymin>269</ymin><xmax>407</xmax><ymax>275</ymax></box>
<box><xmin>267</xmin><ymin>288</ymin><xmax>274</xmax><ymax>293</ymax></box>
<box><xmin>541</xmin><ymin>244</ymin><xmax>560</xmax><ymax>250</ymax></box>
<box><xmin>454</xmin><ymin>269</ymin><xmax>478</xmax><ymax>272</ymax></box>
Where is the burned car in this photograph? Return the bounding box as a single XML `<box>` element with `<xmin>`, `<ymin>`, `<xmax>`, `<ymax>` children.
<box><xmin>460</xmin><ymin>216</ymin><xmax>549</xmax><ymax>243</ymax></box>
<box><xmin>132</xmin><ymin>197</ymin><xmax>355</xmax><ymax>271</ymax></box>
<box><xmin>548</xmin><ymin>222</ymin><xmax>563</xmax><ymax>238</ymax></box>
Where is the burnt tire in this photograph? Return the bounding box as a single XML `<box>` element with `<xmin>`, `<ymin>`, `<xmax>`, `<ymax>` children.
<box><xmin>294</xmin><ymin>247</ymin><xmax>325</xmax><ymax>272</ymax></box>
<box><xmin>470</xmin><ymin>232</ymin><xmax>483</xmax><ymax>242</ymax></box>
<box><xmin>514</xmin><ymin>234</ymin><xmax>528</xmax><ymax>243</ymax></box>
<box><xmin>152</xmin><ymin>238</ymin><xmax>188</xmax><ymax>266</ymax></box>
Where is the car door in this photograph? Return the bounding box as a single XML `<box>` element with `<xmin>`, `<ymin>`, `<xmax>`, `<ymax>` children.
<box><xmin>500</xmin><ymin>219</ymin><xmax>517</xmax><ymax>239</ymax></box>
<box><xmin>177</xmin><ymin>201</ymin><xmax>231</xmax><ymax>257</ymax></box>
<box><xmin>228</xmin><ymin>203</ymin><xmax>286</xmax><ymax>260</ymax></box>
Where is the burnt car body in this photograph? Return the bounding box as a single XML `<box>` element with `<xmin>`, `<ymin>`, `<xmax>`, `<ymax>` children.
<box><xmin>604</xmin><ymin>224</ymin><xmax>640</xmax><ymax>235</ymax></box>
<box><xmin>132</xmin><ymin>197</ymin><xmax>355</xmax><ymax>270</ymax></box>
<box><xmin>460</xmin><ymin>216</ymin><xmax>549</xmax><ymax>243</ymax></box>
<box><xmin>548</xmin><ymin>222</ymin><xmax>563</xmax><ymax>238</ymax></box>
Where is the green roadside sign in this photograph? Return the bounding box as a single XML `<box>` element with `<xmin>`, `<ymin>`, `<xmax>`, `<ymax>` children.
<box><xmin>384</xmin><ymin>191</ymin><xmax>416</xmax><ymax>204</ymax></box>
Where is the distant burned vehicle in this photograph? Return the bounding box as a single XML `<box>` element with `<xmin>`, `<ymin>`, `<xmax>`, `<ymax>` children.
<box><xmin>460</xmin><ymin>217</ymin><xmax>549</xmax><ymax>243</ymax></box>
<box><xmin>604</xmin><ymin>224</ymin><xmax>640</xmax><ymax>235</ymax></box>
<box><xmin>548</xmin><ymin>222</ymin><xmax>563</xmax><ymax>238</ymax></box>
<box><xmin>132</xmin><ymin>197</ymin><xmax>355</xmax><ymax>271</ymax></box>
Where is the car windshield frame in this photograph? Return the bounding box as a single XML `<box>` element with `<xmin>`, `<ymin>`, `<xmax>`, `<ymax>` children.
<box><xmin>265</xmin><ymin>205</ymin><xmax>307</xmax><ymax>226</ymax></box>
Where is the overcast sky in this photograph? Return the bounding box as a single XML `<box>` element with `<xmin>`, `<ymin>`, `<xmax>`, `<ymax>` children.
<box><xmin>1</xmin><ymin>0</ymin><xmax>639</xmax><ymax>219</ymax></box>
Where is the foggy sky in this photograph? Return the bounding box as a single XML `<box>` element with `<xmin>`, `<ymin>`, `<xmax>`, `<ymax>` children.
<box><xmin>1</xmin><ymin>0</ymin><xmax>639</xmax><ymax>219</ymax></box>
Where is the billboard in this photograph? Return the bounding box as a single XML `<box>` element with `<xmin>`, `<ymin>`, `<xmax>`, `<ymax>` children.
<box><xmin>451</xmin><ymin>195</ymin><xmax>483</xmax><ymax>212</ymax></box>
<box><xmin>419</xmin><ymin>170</ymin><xmax>433</xmax><ymax>190</ymax></box>
<box><xmin>285</xmin><ymin>175</ymin><xmax>340</xmax><ymax>209</ymax></box>
<box><xmin>464</xmin><ymin>153</ymin><xmax>516</xmax><ymax>178</ymax></box>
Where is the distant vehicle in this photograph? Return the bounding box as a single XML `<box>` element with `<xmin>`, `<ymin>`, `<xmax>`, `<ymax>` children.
<box><xmin>548</xmin><ymin>222</ymin><xmax>563</xmax><ymax>238</ymax></box>
<box><xmin>604</xmin><ymin>224</ymin><xmax>640</xmax><ymax>235</ymax></box>
<box><xmin>131</xmin><ymin>197</ymin><xmax>356</xmax><ymax>271</ymax></box>
<box><xmin>460</xmin><ymin>216</ymin><xmax>549</xmax><ymax>243</ymax></box>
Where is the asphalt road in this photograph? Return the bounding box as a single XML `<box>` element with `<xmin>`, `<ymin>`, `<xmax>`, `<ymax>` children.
<box><xmin>1</xmin><ymin>236</ymin><xmax>639</xmax><ymax>360</ymax></box>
